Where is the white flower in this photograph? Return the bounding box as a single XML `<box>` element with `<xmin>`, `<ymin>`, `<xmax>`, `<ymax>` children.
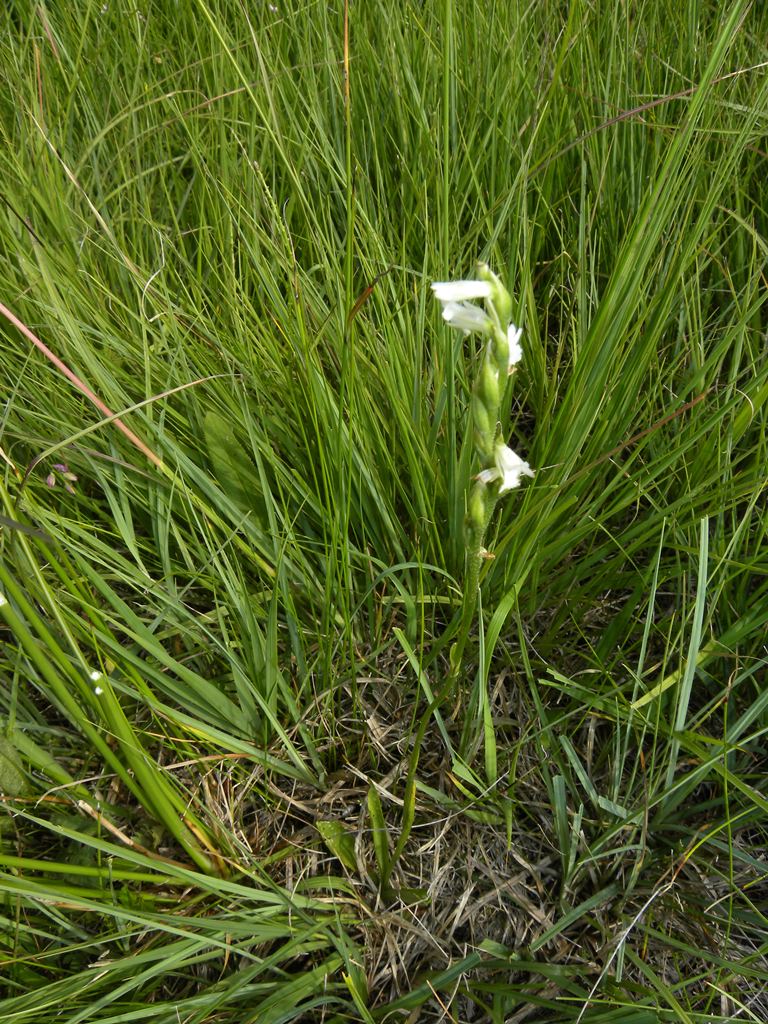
<box><xmin>477</xmin><ymin>443</ymin><xmax>534</xmax><ymax>493</ymax></box>
<box><xmin>431</xmin><ymin>280</ymin><xmax>492</xmax><ymax>302</ymax></box>
<box><xmin>507</xmin><ymin>324</ymin><xmax>523</xmax><ymax>371</ymax></box>
<box><xmin>431</xmin><ymin>279</ymin><xmax>494</xmax><ymax>335</ymax></box>
<box><xmin>440</xmin><ymin>300</ymin><xmax>492</xmax><ymax>334</ymax></box>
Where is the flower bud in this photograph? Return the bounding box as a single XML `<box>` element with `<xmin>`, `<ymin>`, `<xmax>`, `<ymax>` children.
<box><xmin>490</xmin><ymin>326</ymin><xmax>510</xmax><ymax>380</ymax></box>
<box><xmin>478</xmin><ymin>263</ymin><xmax>512</xmax><ymax>326</ymax></box>
<box><xmin>479</xmin><ymin>352</ymin><xmax>500</xmax><ymax>411</ymax></box>
<box><xmin>475</xmin><ymin>389</ymin><xmax>493</xmax><ymax>442</ymax></box>
<box><xmin>467</xmin><ymin>481</ymin><xmax>487</xmax><ymax>532</ymax></box>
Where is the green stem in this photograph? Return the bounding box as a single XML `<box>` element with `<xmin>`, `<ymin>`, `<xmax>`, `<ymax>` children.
<box><xmin>449</xmin><ymin>486</ymin><xmax>499</xmax><ymax>688</ymax></box>
<box><xmin>342</xmin><ymin>0</ymin><xmax>353</xmax><ymax>312</ymax></box>
<box><xmin>441</xmin><ymin>0</ymin><xmax>459</xmax><ymax>564</ymax></box>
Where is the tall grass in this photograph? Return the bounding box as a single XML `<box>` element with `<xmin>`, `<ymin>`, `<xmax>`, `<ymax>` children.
<box><xmin>1</xmin><ymin>0</ymin><xmax>767</xmax><ymax>1020</ymax></box>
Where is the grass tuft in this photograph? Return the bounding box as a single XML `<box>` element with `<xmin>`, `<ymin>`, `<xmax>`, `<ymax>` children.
<box><xmin>1</xmin><ymin>0</ymin><xmax>767</xmax><ymax>1020</ymax></box>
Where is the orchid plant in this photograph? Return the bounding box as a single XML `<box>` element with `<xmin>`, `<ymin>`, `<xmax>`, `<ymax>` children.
<box><xmin>432</xmin><ymin>265</ymin><xmax>533</xmax><ymax>680</ymax></box>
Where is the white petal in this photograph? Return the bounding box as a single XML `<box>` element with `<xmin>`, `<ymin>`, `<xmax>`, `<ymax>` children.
<box><xmin>507</xmin><ymin>324</ymin><xmax>523</xmax><ymax>370</ymax></box>
<box><xmin>441</xmin><ymin>301</ymin><xmax>492</xmax><ymax>333</ymax></box>
<box><xmin>495</xmin><ymin>444</ymin><xmax>534</xmax><ymax>493</ymax></box>
<box><xmin>432</xmin><ymin>280</ymin><xmax>493</xmax><ymax>302</ymax></box>
<box><xmin>476</xmin><ymin>467</ymin><xmax>500</xmax><ymax>485</ymax></box>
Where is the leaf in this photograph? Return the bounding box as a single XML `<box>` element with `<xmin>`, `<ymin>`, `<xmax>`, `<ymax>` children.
<box><xmin>344</xmin><ymin>968</ymin><xmax>373</xmax><ymax>1022</ymax></box>
<box><xmin>0</xmin><ymin>735</ymin><xmax>27</xmax><ymax>796</ymax></box>
<box><xmin>315</xmin><ymin>819</ymin><xmax>357</xmax><ymax>872</ymax></box>
<box><xmin>366</xmin><ymin>785</ymin><xmax>392</xmax><ymax>894</ymax></box>
<box><xmin>390</xmin><ymin>774</ymin><xmax>415</xmax><ymax>865</ymax></box>
<box><xmin>202</xmin><ymin>410</ymin><xmax>264</xmax><ymax>517</ymax></box>
<box><xmin>394</xmin><ymin>886</ymin><xmax>429</xmax><ymax>906</ymax></box>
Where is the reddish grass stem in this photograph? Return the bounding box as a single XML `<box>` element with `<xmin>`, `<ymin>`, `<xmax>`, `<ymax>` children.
<box><xmin>0</xmin><ymin>299</ymin><xmax>163</xmax><ymax>469</ymax></box>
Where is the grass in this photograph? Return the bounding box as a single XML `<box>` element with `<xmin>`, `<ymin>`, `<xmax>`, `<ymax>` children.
<box><xmin>1</xmin><ymin>0</ymin><xmax>767</xmax><ymax>1020</ymax></box>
